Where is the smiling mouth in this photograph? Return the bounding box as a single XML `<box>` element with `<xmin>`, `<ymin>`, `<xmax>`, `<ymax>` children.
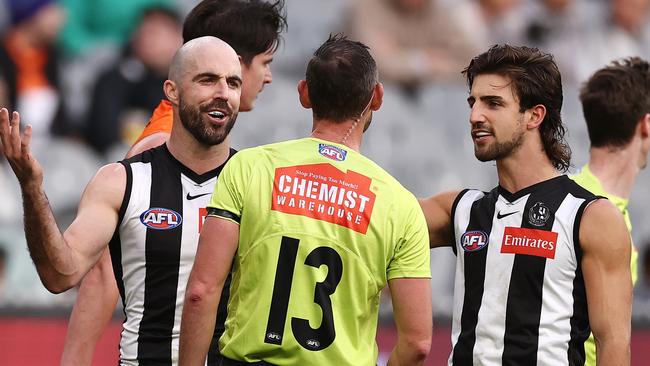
<box><xmin>206</xmin><ymin>110</ymin><xmax>228</xmax><ymax>123</ymax></box>
<box><xmin>208</xmin><ymin>110</ymin><xmax>225</xmax><ymax>118</ymax></box>
<box><xmin>472</xmin><ymin>130</ymin><xmax>493</xmax><ymax>140</ymax></box>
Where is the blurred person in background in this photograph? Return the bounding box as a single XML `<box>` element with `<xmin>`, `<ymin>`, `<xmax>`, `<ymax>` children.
<box><xmin>523</xmin><ymin>0</ymin><xmax>598</xmax><ymax>48</ymax></box>
<box><xmin>450</xmin><ymin>0</ymin><xmax>527</xmax><ymax>51</ymax></box>
<box><xmin>57</xmin><ymin>0</ymin><xmax>174</xmax><ymax>57</ymax></box>
<box><xmin>0</xmin><ymin>1</ymin><xmax>9</xmax><ymax>33</ymax></box>
<box><xmin>61</xmin><ymin>1</ymin><xmax>287</xmax><ymax>365</ymax></box>
<box><xmin>520</xmin><ymin>0</ymin><xmax>603</xmax><ymax>82</ymax></box>
<box><xmin>0</xmin><ymin>0</ymin><xmax>68</xmax><ymax>140</ymax></box>
<box><xmin>571</xmin><ymin>56</ymin><xmax>650</xmax><ymax>366</ymax></box>
<box><xmin>56</xmin><ymin>0</ymin><xmax>174</xmax><ymax>132</ymax></box>
<box><xmin>82</xmin><ymin>6</ymin><xmax>182</xmax><ymax>155</ymax></box>
<box><xmin>568</xmin><ymin>0</ymin><xmax>650</xmax><ymax>83</ymax></box>
<box><xmin>343</xmin><ymin>0</ymin><xmax>480</xmax><ymax>99</ymax></box>
<box><xmin>0</xmin><ymin>35</ymin><xmax>244</xmax><ymax>366</ymax></box>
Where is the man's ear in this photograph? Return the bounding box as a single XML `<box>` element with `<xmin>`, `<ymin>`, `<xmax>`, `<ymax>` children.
<box><xmin>298</xmin><ymin>80</ymin><xmax>312</xmax><ymax>109</ymax></box>
<box><xmin>639</xmin><ymin>113</ymin><xmax>650</xmax><ymax>138</ymax></box>
<box><xmin>238</xmin><ymin>55</ymin><xmax>249</xmax><ymax>72</ymax></box>
<box><xmin>370</xmin><ymin>82</ymin><xmax>384</xmax><ymax>111</ymax></box>
<box><xmin>163</xmin><ymin>80</ymin><xmax>179</xmax><ymax>106</ymax></box>
<box><xmin>526</xmin><ymin>104</ymin><xmax>547</xmax><ymax>130</ymax></box>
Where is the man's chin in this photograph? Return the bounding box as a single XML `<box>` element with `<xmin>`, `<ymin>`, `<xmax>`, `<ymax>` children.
<box><xmin>474</xmin><ymin>149</ymin><xmax>497</xmax><ymax>162</ymax></box>
<box><xmin>197</xmin><ymin>132</ymin><xmax>228</xmax><ymax>146</ymax></box>
<box><xmin>239</xmin><ymin>98</ymin><xmax>255</xmax><ymax>112</ymax></box>
<box><xmin>475</xmin><ymin>155</ymin><xmax>494</xmax><ymax>163</ymax></box>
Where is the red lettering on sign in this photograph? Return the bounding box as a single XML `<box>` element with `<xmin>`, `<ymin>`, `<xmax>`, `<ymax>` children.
<box><xmin>271</xmin><ymin>164</ymin><xmax>376</xmax><ymax>234</ymax></box>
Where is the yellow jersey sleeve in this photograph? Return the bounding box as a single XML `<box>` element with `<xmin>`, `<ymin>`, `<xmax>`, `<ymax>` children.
<box><xmin>387</xmin><ymin>195</ymin><xmax>431</xmax><ymax>280</ymax></box>
<box><xmin>207</xmin><ymin>150</ymin><xmax>255</xmax><ymax>224</ymax></box>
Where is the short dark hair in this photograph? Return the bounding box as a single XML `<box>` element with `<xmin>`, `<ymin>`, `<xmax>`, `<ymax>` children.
<box><xmin>580</xmin><ymin>57</ymin><xmax>650</xmax><ymax>148</ymax></box>
<box><xmin>182</xmin><ymin>0</ymin><xmax>286</xmax><ymax>65</ymax></box>
<box><xmin>306</xmin><ymin>34</ymin><xmax>378</xmax><ymax>122</ymax></box>
<box><xmin>463</xmin><ymin>44</ymin><xmax>571</xmax><ymax>172</ymax></box>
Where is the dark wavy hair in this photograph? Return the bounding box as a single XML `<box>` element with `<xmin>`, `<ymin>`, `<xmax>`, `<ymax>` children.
<box><xmin>182</xmin><ymin>0</ymin><xmax>287</xmax><ymax>65</ymax></box>
<box><xmin>306</xmin><ymin>34</ymin><xmax>378</xmax><ymax>122</ymax></box>
<box><xmin>580</xmin><ymin>57</ymin><xmax>650</xmax><ymax>148</ymax></box>
<box><xmin>463</xmin><ymin>44</ymin><xmax>571</xmax><ymax>172</ymax></box>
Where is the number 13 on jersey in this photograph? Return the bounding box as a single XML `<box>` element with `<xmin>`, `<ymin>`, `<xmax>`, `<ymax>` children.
<box><xmin>264</xmin><ymin>236</ymin><xmax>343</xmax><ymax>351</ymax></box>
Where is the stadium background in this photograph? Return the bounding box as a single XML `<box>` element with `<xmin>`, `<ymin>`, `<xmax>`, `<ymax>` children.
<box><xmin>1</xmin><ymin>0</ymin><xmax>650</xmax><ymax>364</ymax></box>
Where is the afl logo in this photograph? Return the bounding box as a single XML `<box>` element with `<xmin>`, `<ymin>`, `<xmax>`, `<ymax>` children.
<box><xmin>318</xmin><ymin>143</ymin><xmax>347</xmax><ymax>161</ymax></box>
<box><xmin>460</xmin><ymin>231</ymin><xmax>489</xmax><ymax>252</ymax></box>
<box><xmin>529</xmin><ymin>202</ymin><xmax>550</xmax><ymax>227</ymax></box>
<box><xmin>266</xmin><ymin>332</ymin><xmax>282</xmax><ymax>342</ymax></box>
<box><xmin>140</xmin><ymin>208</ymin><xmax>182</xmax><ymax>230</ymax></box>
<box><xmin>305</xmin><ymin>339</ymin><xmax>321</xmax><ymax>349</ymax></box>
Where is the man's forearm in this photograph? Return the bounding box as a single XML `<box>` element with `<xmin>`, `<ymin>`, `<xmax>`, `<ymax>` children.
<box><xmin>179</xmin><ymin>286</ymin><xmax>221</xmax><ymax>366</ymax></box>
<box><xmin>596</xmin><ymin>338</ymin><xmax>631</xmax><ymax>366</ymax></box>
<box><xmin>387</xmin><ymin>341</ymin><xmax>429</xmax><ymax>366</ymax></box>
<box><xmin>21</xmin><ymin>183</ymin><xmax>78</xmax><ymax>292</ymax></box>
<box><xmin>61</xmin><ymin>251</ymin><xmax>119</xmax><ymax>366</ymax></box>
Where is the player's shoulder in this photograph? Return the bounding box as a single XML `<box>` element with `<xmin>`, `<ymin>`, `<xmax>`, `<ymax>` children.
<box><xmin>96</xmin><ymin>162</ymin><xmax>127</xmax><ymax>181</ymax></box>
<box><xmin>87</xmin><ymin>162</ymin><xmax>128</xmax><ymax>204</ymax></box>
<box><xmin>260</xmin><ymin>137</ymin><xmax>315</xmax><ymax>155</ymax></box>
<box><xmin>555</xmin><ymin>174</ymin><xmax>598</xmax><ymax>200</ymax></box>
<box><xmin>582</xmin><ymin>198</ymin><xmax>623</xmax><ymax>226</ymax></box>
<box><xmin>579</xmin><ymin>198</ymin><xmax>629</xmax><ymax>252</ymax></box>
<box><xmin>230</xmin><ymin>138</ymin><xmax>322</xmax><ymax>164</ymax></box>
<box><xmin>227</xmin><ymin>142</ymin><xmax>273</xmax><ymax>163</ymax></box>
<box><xmin>121</xmin><ymin>143</ymin><xmax>167</xmax><ymax>165</ymax></box>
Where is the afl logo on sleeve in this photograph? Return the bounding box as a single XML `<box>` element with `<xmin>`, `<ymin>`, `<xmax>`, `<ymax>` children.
<box><xmin>318</xmin><ymin>144</ymin><xmax>347</xmax><ymax>161</ymax></box>
<box><xmin>460</xmin><ymin>231</ymin><xmax>489</xmax><ymax>252</ymax></box>
<box><xmin>140</xmin><ymin>208</ymin><xmax>182</xmax><ymax>230</ymax></box>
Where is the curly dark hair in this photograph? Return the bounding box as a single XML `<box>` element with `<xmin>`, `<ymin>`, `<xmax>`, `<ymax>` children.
<box><xmin>463</xmin><ymin>44</ymin><xmax>571</xmax><ymax>172</ymax></box>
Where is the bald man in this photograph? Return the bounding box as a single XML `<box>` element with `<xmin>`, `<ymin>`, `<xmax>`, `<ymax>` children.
<box><xmin>0</xmin><ymin>36</ymin><xmax>242</xmax><ymax>366</ymax></box>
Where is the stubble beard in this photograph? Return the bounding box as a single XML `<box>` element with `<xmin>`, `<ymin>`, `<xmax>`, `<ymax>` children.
<box><xmin>178</xmin><ymin>96</ymin><xmax>238</xmax><ymax>146</ymax></box>
<box><xmin>474</xmin><ymin>118</ymin><xmax>525</xmax><ymax>162</ymax></box>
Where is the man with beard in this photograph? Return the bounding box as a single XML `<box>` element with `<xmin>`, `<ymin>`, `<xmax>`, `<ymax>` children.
<box><xmin>127</xmin><ymin>0</ymin><xmax>285</xmax><ymax>157</ymax></box>
<box><xmin>419</xmin><ymin>45</ymin><xmax>632</xmax><ymax>365</ymax></box>
<box><xmin>179</xmin><ymin>35</ymin><xmax>432</xmax><ymax>366</ymax></box>
<box><xmin>571</xmin><ymin>57</ymin><xmax>650</xmax><ymax>366</ymax></box>
<box><xmin>0</xmin><ymin>36</ymin><xmax>242</xmax><ymax>366</ymax></box>
<box><xmin>61</xmin><ymin>1</ymin><xmax>287</xmax><ymax>364</ymax></box>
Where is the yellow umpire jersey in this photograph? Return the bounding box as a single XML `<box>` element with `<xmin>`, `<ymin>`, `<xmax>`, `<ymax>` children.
<box><xmin>571</xmin><ymin>164</ymin><xmax>638</xmax><ymax>366</ymax></box>
<box><xmin>207</xmin><ymin>137</ymin><xmax>431</xmax><ymax>365</ymax></box>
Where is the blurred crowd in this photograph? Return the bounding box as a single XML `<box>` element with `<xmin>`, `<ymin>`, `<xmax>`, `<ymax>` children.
<box><xmin>0</xmin><ymin>0</ymin><xmax>649</xmax><ymax>153</ymax></box>
<box><xmin>1</xmin><ymin>0</ymin><xmax>650</xmax><ymax>320</ymax></box>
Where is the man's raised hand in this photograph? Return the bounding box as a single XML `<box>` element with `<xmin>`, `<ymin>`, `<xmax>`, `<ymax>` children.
<box><xmin>0</xmin><ymin>108</ymin><xmax>43</xmax><ymax>187</ymax></box>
